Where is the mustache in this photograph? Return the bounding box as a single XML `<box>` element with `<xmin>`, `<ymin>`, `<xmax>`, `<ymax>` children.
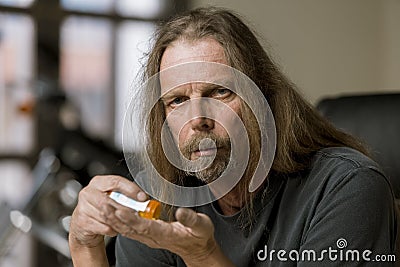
<box><xmin>180</xmin><ymin>133</ymin><xmax>231</xmax><ymax>156</ymax></box>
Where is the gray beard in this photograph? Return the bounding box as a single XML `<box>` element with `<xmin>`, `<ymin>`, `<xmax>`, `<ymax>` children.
<box><xmin>185</xmin><ymin>156</ymin><xmax>229</xmax><ymax>184</ymax></box>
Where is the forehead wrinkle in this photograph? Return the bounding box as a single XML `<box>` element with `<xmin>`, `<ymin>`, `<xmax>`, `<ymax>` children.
<box><xmin>159</xmin><ymin>39</ymin><xmax>232</xmax><ymax>97</ymax></box>
<box><xmin>161</xmin><ymin>81</ymin><xmax>231</xmax><ymax>98</ymax></box>
<box><xmin>160</xmin><ymin>72</ymin><xmax>231</xmax><ymax>93</ymax></box>
<box><xmin>160</xmin><ymin>54</ymin><xmax>226</xmax><ymax>70</ymax></box>
<box><xmin>160</xmin><ymin>84</ymin><xmax>191</xmax><ymax>99</ymax></box>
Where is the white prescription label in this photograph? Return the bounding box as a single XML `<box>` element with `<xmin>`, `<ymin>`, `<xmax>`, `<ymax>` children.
<box><xmin>108</xmin><ymin>192</ymin><xmax>149</xmax><ymax>212</ymax></box>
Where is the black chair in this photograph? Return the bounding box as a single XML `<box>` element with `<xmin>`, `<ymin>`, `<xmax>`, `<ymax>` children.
<box><xmin>316</xmin><ymin>93</ymin><xmax>400</xmax><ymax>199</ymax></box>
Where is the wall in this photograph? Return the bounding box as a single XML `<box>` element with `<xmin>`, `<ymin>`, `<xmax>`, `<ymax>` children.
<box><xmin>190</xmin><ymin>0</ymin><xmax>400</xmax><ymax>104</ymax></box>
<box><xmin>379</xmin><ymin>0</ymin><xmax>400</xmax><ymax>91</ymax></box>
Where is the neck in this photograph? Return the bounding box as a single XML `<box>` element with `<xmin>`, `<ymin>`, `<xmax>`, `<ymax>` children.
<box><xmin>210</xmin><ymin>175</ymin><xmax>268</xmax><ymax>216</ymax></box>
<box><xmin>212</xmin><ymin>184</ymin><xmax>246</xmax><ymax>216</ymax></box>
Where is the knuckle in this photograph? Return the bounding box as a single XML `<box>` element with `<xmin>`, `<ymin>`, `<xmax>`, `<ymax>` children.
<box><xmin>99</xmin><ymin>210</ymin><xmax>108</xmax><ymax>221</ymax></box>
<box><xmin>97</xmin><ymin>198</ymin><xmax>107</xmax><ymax>209</ymax></box>
<box><xmin>102</xmin><ymin>225</ymin><xmax>114</xmax><ymax>236</ymax></box>
<box><xmin>136</xmin><ymin>226</ymin><xmax>148</xmax><ymax>235</ymax></box>
<box><xmin>109</xmin><ymin>176</ymin><xmax>121</xmax><ymax>189</ymax></box>
<box><xmin>97</xmin><ymin>199</ymin><xmax>114</xmax><ymax>220</ymax></box>
<box><xmin>77</xmin><ymin>188</ymin><xmax>87</xmax><ymax>199</ymax></box>
<box><xmin>89</xmin><ymin>175</ymin><xmax>101</xmax><ymax>185</ymax></box>
<box><xmin>75</xmin><ymin>192</ymin><xmax>89</xmax><ymax>208</ymax></box>
<box><xmin>135</xmin><ymin>222</ymin><xmax>151</xmax><ymax>235</ymax></box>
<box><xmin>121</xmin><ymin>228</ymin><xmax>135</xmax><ymax>237</ymax></box>
<box><xmin>98</xmin><ymin>194</ymin><xmax>111</xmax><ymax>207</ymax></box>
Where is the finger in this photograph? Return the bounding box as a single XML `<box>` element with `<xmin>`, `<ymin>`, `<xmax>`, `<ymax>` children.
<box><xmin>80</xmin><ymin>186</ymin><xmax>121</xmax><ymax>214</ymax></box>
<box><xmin>114</xmin><ymin>209</ymin><xmax>154</xmax><ymax>235</ymax></box>
<box><xmin>83</xmin><ymin>196</ymin><xmax>119</xmax><ymax>225</ymax></box>
<box><xmin>113</xmin><ymin>210</ymin><xmax>164</xmax><ymax>248</ymax></box>
<box><xmin>70</xmin><ymin>214</ymin><xmax>118</xmax><ymax>245</ymax></box>
<box><xmin>175</xmin><ymin>208</ymin><xmax>214</xmax><ymax>237</ymax></box>
<box><xmin>114</xmin><ymin>207</ymin><xmax>170</xmax><ymax>237</ymax></box>
<box><xmin>77</xmin><ymin>187</ymin><xmax>130</xmax><ymax>229</ymax></box>
<box><xmin>85</xmin><ymin>217</ymin><xmax>118</xmax><ymax>237</ymax></box>
<box><xmin>89</xmin><ymin>175</ymin><xmax>148</xmax><ymax>201</ymax></box>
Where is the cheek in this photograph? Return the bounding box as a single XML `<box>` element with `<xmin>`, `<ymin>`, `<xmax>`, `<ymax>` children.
<box><xmin>166</xmin><ymin>116</ymin><xmax>188</xmax><ymax>146</ymax></box>
<box><xmin>229</xmin><ymin>98</ymin><xmax>242</xmax><ymax>117</ymax></box>
<box><xmin>212</xmin><ymin>121</ymin><xmax>229</xmax><ymax>137</ymax></box>
<box><xmin>216</xmin><ymin>100</ymin><xmax>242</xmax><ymax>133</ymax></box>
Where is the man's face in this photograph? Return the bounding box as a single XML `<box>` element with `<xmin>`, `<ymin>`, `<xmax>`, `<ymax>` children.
<box><xmin>159</xmin><ymin>38</ymin><xmax>243</xmax><ymax>183</ymax></box>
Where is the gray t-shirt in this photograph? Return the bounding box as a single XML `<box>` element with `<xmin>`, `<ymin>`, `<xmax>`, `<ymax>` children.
<box><xmin>115</xmin><ymin>147</ymin><xmax>398</xmax><ymax>266</ymax></box>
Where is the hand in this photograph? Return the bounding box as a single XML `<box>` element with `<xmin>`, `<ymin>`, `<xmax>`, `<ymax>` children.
<box><xmin>69</xmin><ymin>175</ymin><xmax>234</xmax><ymax>266</ymax></box>
<box><xmin>110</xmin><ymin>206</ymin><xmax>234</xmax><ymax>266</ymax></box>
<box><xmin>69</xmin><ymin>175</ymin><xmax>148</xmax><ymax>248</ymax></box>
<box><xmin>111</xmin><ymin>206</ymin><xmax>218</xmax><ymax>264</ymax></box>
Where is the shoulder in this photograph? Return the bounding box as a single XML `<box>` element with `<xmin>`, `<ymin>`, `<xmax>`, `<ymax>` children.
<box><xmin>306</xmin><ymin>147</ymin><xmax>393</xmax><ymax>195</ymax></box>
<box><xmin>301</xmin><ymin>147</ymin><xmax>397</xmax><ymax>239</ymax></box>
<box><xmin>280</xmin><ymin>147</ymin><xmax>396</xmax><ymax>215</ymax></box>
<box><xmin>282</xmin><ymin>147</ymin><xmax>398</xmax><ymax>253</ymax></box>
<box><xmin>313</xmin><ymin>146</ymin><xmax>381</xmax><ymax>171</ymax></box>
<box><xmin>279</xmin><ymin>146</ymin><xmax>397</xmax><ymax>240</ymax></box>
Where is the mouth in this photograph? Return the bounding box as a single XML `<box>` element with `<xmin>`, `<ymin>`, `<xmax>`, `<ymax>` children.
<box><xmin>192</xmin><ymin>147</ymin><xmax>219</xmax><ymax>157</ymax></box>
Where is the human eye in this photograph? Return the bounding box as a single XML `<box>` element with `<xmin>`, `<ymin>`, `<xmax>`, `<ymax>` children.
<box><xmin>168</xmin><ymin>96</ymin><xmax>188</xmax><ymax>108</ymax></box>
<box><xmin>211</xmin><ymin>88</ymin><xmax>233</xmax><ymax>98</ymax></box>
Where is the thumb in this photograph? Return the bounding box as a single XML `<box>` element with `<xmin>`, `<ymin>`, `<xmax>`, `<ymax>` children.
<box><xmin>175</xmin><ymin>208</ymin><xmax>214</xmax><ymax>236</ymax></box>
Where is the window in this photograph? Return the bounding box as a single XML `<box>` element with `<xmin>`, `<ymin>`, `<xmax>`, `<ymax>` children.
<box><xmin>0</xmin><ymin>13</ymin><xmax>35</xmax><ymax>155</ymax></box>
<box><xmin>115</xmin><ymin>21</ymin><xmax>156</xmax><ymax>149</ymax></box>
<box><xmin>0</xmin><ymin>0</ymin><xmax>34</xmax><ymax>8</ymax></box>
<box><xmin>61</xmin><ymin>0</ymin><xmax>113</xmax><ymax>14</ymax></box>
<box><xmin>1</xmin><ymin>0</ymin><xmax>186</xmax><ymax>154</ymax></box>
<box><xmin>116</xmin><ymin>0</ymin><xmax>165</xmax><ymax>18</ymax></box>
<box><xmin>0</xmin><ymin>1</ymin><xmax>186</xmax><ymax>265</ymax></box>
<box><xmin>60</xmin><ymin>16</ymin><xmax>113</xmax><ymax>140</ymax></box>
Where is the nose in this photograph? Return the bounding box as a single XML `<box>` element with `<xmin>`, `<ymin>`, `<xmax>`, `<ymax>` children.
<box><xmin>188</xmin><ymin>99</ymin><xmax>215</xmax><ymax>132</ymax></box>
<box><xmin>190</xmin><ymin>116</ymin><xmax>215</xmax><ymax>131</ymax></box>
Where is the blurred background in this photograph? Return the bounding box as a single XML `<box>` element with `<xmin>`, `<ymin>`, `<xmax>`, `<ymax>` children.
<box><xmin>0</xmin><ymin>0</ymin><xmax>399</xmax><ymax>266</ymax></box>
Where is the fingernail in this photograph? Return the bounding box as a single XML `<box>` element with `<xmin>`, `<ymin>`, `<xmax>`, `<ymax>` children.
<box><xmin>177</xmin><ymin>208</ymin><xmax>189</xmax><ymax>221</ymax></box>
<box><xmin>137</xmin><ymin>191</ymin><xmax>147</xmax><ymax>201</ymax></box>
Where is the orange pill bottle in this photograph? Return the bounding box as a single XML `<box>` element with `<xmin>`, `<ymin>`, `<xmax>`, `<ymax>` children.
<box><xmin>107</xmin><ymin>191</ymin><xmax>161</xmax><ymax>220</ymax></box>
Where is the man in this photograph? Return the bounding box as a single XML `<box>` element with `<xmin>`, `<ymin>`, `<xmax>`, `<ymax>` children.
<box><xmin>69</xmin><ymin>7</ymin><xmax>398</xmax><ymax>266</ymax></box>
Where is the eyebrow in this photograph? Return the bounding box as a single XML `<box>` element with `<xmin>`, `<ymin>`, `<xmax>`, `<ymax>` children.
<box><xmin>160</xmin><ymin>81</ymin><xmax>233</xmax><ymax>101</ymax></box>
